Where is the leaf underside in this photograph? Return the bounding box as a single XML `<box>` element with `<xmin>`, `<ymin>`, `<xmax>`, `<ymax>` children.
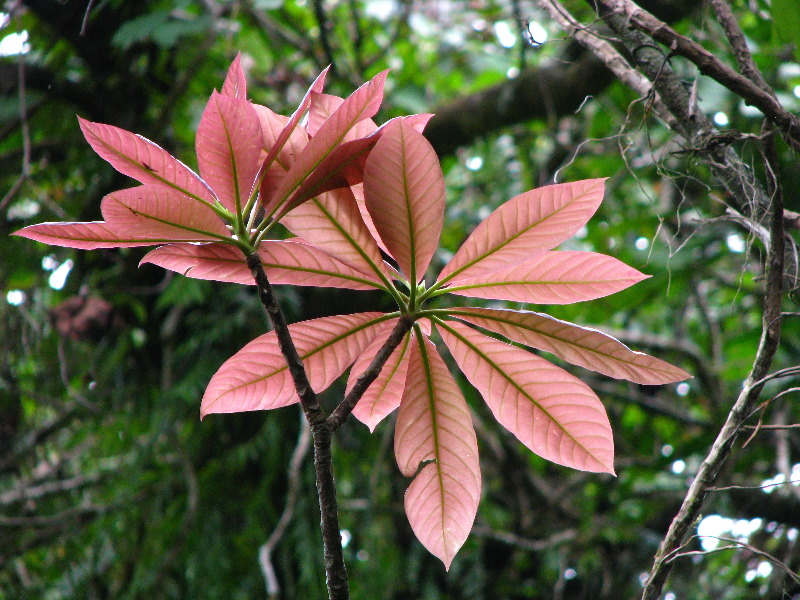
<box><xmin>348</xmin><ymin>325</ymin><xmax>413</xmax><ymax>431</ymax></box>
<box><xmin>395</xmin><ymin>333</ymin><xmax>481</xmax><ymax>570</ymax></box>
<box><xmin>445</xmin><ymin>251</ymin><xmax>648</xmax><ymax>304</ymax></box>
<box><xmin>202</xmin><ymin>312</ymin><xmax>390</xmax><ymax>416</ymax></box>
<box><xmin>364</xmin><ymin>120</ymin><xmax>444</xmax><ymax>283</ymax></box>
<box><xmin>437</xmin><ymin>319</ymin><xmax>615</xmax><ymax>475</ymax></box>
<box><xmin>438</xmin><ymin>178</ymin><xmax>607</xmax><ymax>283</ymax></box>
<box><xmin>448</xmin><ymin>307</ymin><xmax>690</xmax><ymax>384</ymax></box>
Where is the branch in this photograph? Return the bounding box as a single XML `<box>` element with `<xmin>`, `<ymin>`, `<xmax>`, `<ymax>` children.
<box><xmin>601</xmin><ymin>0</ymin><xmax>800</xmax><ymax>151</ymax></box>
<box><xmin>245</xmin><ymin>253</ymin><xmax>325</xmax><ymax>427</ymax></box>
<box><xmin>326</xmin><ymin>316</ymin><xmax>413</xmax><ymax>431</ymax></box>
<box><xmin>423</xmin><ymin>0</ymin><xmax>700</xmax><ymax>155</ymax></box>
<box><xmin>708</xmin><ymin>0</ymin><xmax>774</xmax><ymax>96</ymax></box>
<box><xmin>641</xmin><ymin>128</ymin><xmax>785</xmax><ymax>600</ymax></box>
<box><xmin>535</xmin><ymin>0</ymin><xmax>679</xmax><ymax>132</ymax></box>
<box><xmin>0</xmin><ymin>473</ymin><xmax>102</xmax><ymax>506</ymax></box>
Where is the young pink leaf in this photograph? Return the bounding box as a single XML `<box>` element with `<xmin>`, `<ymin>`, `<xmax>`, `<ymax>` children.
<box><xmin>348</xmin><ymin>324</ymin><xmax>412</xmax><ymax>431</ymax></box>
<box><xmin>273</xmin><ymin>113</ymin><xmax>437</xmax><ymax>221</ymax></box>
<box><xmin>308</xmin><ymin>92</ymin><xmax>378</xmax><ymax>139</ymax></box>
<box><xmin>257</xmin><ymin>68</ymin><xmax>329</xmax><ymax>218</ymax></box>
<box><xmin>79</xmin><ymin>118</ymin><xmax>215</xmax><ymax>205</ymax></box>
<box><xmin>364</xmin><ymin>120</ymin><xmax>444</xmax><ymax>283</ymax></box>
<box><xmin>438</xmin><ymin>178</ymin><xmax>607</xmax><ymax>284</ymax></box>
<box><xmin>394</xmin><ymin>333</ymin><xmax>481</xmax><ymax>569</ymax></box>
<box><xmin>445</xmin><ymin>251</ymin><xmax>649</xmax><ymax>305</ymax></box>
<box><xmin>195</xmin><ymin>91</ymin><xmax>262</xmax><ymax>213</ymax></box>
<box><xmin>101</xmin><ymin>185</ymin><xmax>231</xmax><ymax>241</ymax></box>
<box><xmin>263</xmin><ymin>70</ymin><xmax>389</xmax><ymax>216</ymax></box>
<box><xmin>252</xmin><ymin>104</ymin><xmax>308</xmax><ymax>171</ymax></box>
<box><xmin>281</xmin><ymin>187</ymin><xmax>390</xmax><ymax>280</ymax></box>
<box><xmin>202</xmin><ymin>312</ymin><xmax>391</xmax><ymax>416</ymax></box>
<box><xmin>351</xmin><ymin>182</ymin><xmax>390</xmax><ymax>255</ymax></box>
<box><xmin>447</xmin><ymin>307</ymin><xmax>691</xmax><ymax>384</ymax></box>
<box><xmin>221</xmin><ymin>53</ymin><xmax>247</xmax><ymax>99</ymax></box>
<box><xmin>12</xmin><ymin>221</ymin><xmax>172</xmax><ymax>249</ymax></box>
<box><xmin>437</xmin><ymin>319</ymin><xmax>615</xmax><ymax>474</ymax></box>
<box><xmin>141</xmin><ymin>240</ymin><xmax>385</xmax><ymax>290</ymax></box>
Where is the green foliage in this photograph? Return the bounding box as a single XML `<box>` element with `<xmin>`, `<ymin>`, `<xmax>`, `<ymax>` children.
<box><xmin>2</xmin><ymin>1</ymin><xmax>800</xmax><ymax>599</ymax></box>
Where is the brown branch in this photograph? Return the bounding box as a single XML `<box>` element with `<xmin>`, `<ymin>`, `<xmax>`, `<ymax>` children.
<box><xmin>600</xmin><ymin>0</ymin><xmax>800</xmax><ymax>151</ymax></box>
<box><xmin>326</xmin><ymin>316</ymin><xmax>413</xmax><ymax>431</ymax></box>
<box><xmin>311</xmin><ymin>0</ymin><xmax>338</xmax><ymax>78</ymax></box>
<box><xmin>535</xmin><ymin>0</ymin><xmax>679</xmax><ymax>132</ymax></box>
<box><xmin>641</xmin><ymin>127</ymin><xmax>785</xmax><ymax>600</ymax></box>
<box><xmin>708</xmin><ymin>0</ymin><xmax>774</xmax><ymax>96</ymax></box>
<box><xmin>245</xmin><ymin>253</ymin><xmax>325</xmax><ymax>427</ymax></box>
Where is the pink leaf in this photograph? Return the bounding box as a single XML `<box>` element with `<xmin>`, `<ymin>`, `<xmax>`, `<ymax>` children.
<box><xmin>101</xmin><ymin>185</ymin><xmax>231</xmax><ymax>241</ymax></box>
<box><xmin>202</xmin><ymin>312</ymin><xmax>391</xmax><ymax>416</ymax></box>
<box><xmin>141</xmin><ymin>240</ymin><xmax>385</xmax><ymax>290</ymax></box>
<box><xmin>438</xmin><ymin>319</ymin><xmax>615</xmax><ymax>474</ymax></box>
<box><xmin>448</xmin><ymin>307</ymin><xmax>691</xmax><ymax>384</ymax></box>
<box><xmin>195</xmin><ymin>91</ymin><xmax>263</xmax><ymax>213</ymax></box>
<box><xmin>79</xmin><ymin>118</ymin><xmax>215</xmax><ymax>204</ymax></box>
<box><xmin>351</xmin><ymin>182</ymin><xmax>390</xmax><ymax>255</ymax></box>
<box><xmin>257</xmin><ymin>68</ymin><xmax>329</xmax><ymax>218</ymax></box>
<box><xmin>264</xmin><ymin>70</ymin><xmax>389</xmax><ymax>216</ymax></box>
<box><xmin>348</xmin><ymin>323</ymin><xmax>412</xmax><ymax>430</ymax></box>
<box><xmin>364</xmin><ymin>121</ymin><xmax>444</xmax><ymax>283</ymax></box>
<box><xmin>221</xmin><ymin>53</ymin><xmax>247</xmax><ymax>99</ymax></box>
<box><xmin>281</xmin><ymin>187</ymin><xmax>390</xmax><ymax>280</ymax></box>
<box><xmin>445</xmin><ymin>251</ymin><xmax>649</xmax><ymax>304</ymax></box>
<box><xmin>252</xmin><ymin>104</ymin><xmax>308</xmax><ymax>171</ymax></box>
<box><xmin>394</xmin><ymin>333</ymin><xmax>481</xmax><ymax>569</ymax></box>
<box><xmin>12</xmin><ymin>221</ymin><xmax>175</xmax><ymax>249</ymax></box>
<box><xmin>438</xmin><ymin>178</ymin><xmax>607</xmax><ymax>283</ymax></box>
<box><xmin>308</xmin><ymin>92</ymin><xmax>377</xmax><ymax>139</ymax></box>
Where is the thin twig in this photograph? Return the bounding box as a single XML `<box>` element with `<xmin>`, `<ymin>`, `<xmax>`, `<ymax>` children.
<box><xmin>259</xmin><ymin>411</ymin><xmax>312</xmax><ymax>599</ymax></box>
<box><xmin>311</xmin><ymin>0</ymin><xmax>338</xmax><ymax>78</ymax></box>
<box><xmin>665</xmin><ymin>535</ymin><xmax>800</xmax><ymax>585</ymax></box>
<box><xmin>80</xmin><ymin>0</ymin><xmax>97</xmax><ymax>35</ymax></box>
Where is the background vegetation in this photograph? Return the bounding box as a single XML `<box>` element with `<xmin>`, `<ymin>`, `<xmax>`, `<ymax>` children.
<box><xmin>2</xmin><ymin>1</ymin><xmax>800</xmax><ymax>599</ymax></box>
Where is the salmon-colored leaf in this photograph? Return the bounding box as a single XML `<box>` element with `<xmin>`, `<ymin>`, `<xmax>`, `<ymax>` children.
<box><xmin>264</xmin><ymin>70</ymin><xmax>388</xmax><ymax>216</ymax></box>
<box><xmin>101</xmin><ymin>185</ymin><xmax>230</xmax><ymax>241</ymax></box>
<box><xmin>221</xmin><ymin>53</ymin><xmax>247</xmax><ymax>99</ymax></box>
<box><xmin>438</xmin><ymin>178</ymin><xmax>607</xmax><ymax>283</ymax></box>
<box><xmin>13</xmin><ymin>221</ymin><xmax>175</xmax><ymax>249</ymax></box>
<box><xmin>351</xmin><ymin>182</ymin><xmax>389</xmax><ymax>255</ymax></box>
<box><xmin>395</xmin><ymin>333</ymin><xmax>481</xmax><ymax>569</ymax></box>
<box><xmin>141</xmin><ymin>240</ymin><xmax>384</xmax><ymax>290</ymax></box>
<box><xmin>364</xmin><ymin>121</ymin><xmax>444</xmax><ymax>283</ymax></box>
<box><xmin>348</xmin><ymin>323</ymin><xmax>411</xmax><ymax>430</ymax></box>
<box><xmin>257</xmin><ymin>68</ymin><xmax>328</xmax><ymax>218</ymax></box>
<box><xmin>438</xmin><ymin>319</ymin><xmax>615</xmax><ymax>474</ymax></box>
<box><xmin>279</xmin><ymin>136</ymin><xmax>376</xmax><ymax>215</ymax></box>
<box><xmin>196</xmin><ymin>91</ymin><xmax>262</xmax><ymax>213</ymax></box>
<box><xmin>79</xmin><ymin>118</ymin><xmax>215</xmax><ymax>204</ymax></box>
<box><xmin>308</xmin><ymin>92</ymin><xmax>377</xmax><ymax>139</ymax></box>
<box><xmin>448</xmin><ymin>307</ymin><xmax>691</xmax><ymax>384</ymax></box>
<box><xmin>446</xmin><ymin>251</ymin><xmax>648</xmax><ymax>304</ymax></box>
<box><xmin>281</xmin><ymin>187</ymin><xmax>390</xmax><ymax>280</ymax></box>
<box><xmin>202</xmin><ymin>312</ymin><xmax>391</xmax><ymax>416</ymax></box>
<box><xmin>252</xmin><ymin>104</ymin><xmax>308</xmax><ymax>171</ymax></box>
